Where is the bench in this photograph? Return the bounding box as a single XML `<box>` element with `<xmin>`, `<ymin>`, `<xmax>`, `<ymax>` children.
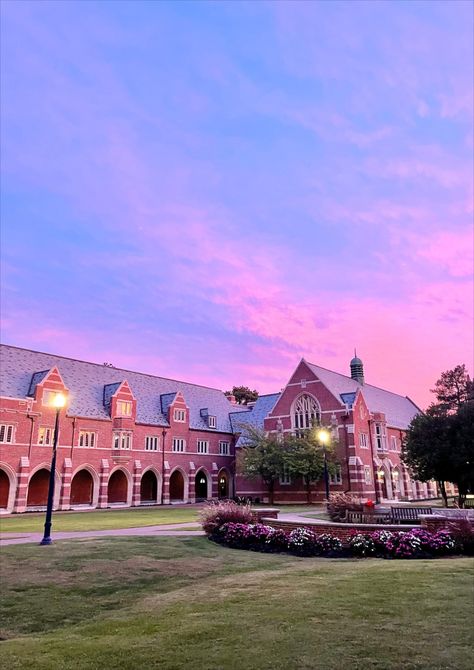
<box><xmin>464</xmin><ymin>499</ymin><xmax>474</xmax><ymax>509</ymax></box>
<box><xmin>345</xmin><ymin>510</ymin><xmax>391</xmax><ymax>525</ymax></box>
<box><xmin>390</xmin><ymin>507</ymin><xmax>432</xmax><ymax>524</ymax></box>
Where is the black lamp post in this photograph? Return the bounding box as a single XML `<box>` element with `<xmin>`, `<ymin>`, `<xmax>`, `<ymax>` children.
<box><xmin>40</xmin><ymin>393</ymin><xmax>66</xmax><ymax>546</ymax></box>
<box><xmin>317</xmin><ymin>428</ymin><xmax>331</xmax><ymax>501</ymax></box>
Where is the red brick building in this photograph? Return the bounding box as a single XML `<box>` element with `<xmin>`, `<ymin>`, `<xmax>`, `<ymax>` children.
<box><xmin>0</xmin><ymin>345</ymin><xmax>435</xmax><ymax>514</ymax></box>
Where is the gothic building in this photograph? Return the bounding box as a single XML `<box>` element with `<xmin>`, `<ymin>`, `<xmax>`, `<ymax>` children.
<box><xmin>0</xmin><ymin>344</ymin><xmax>435</xmax><ymax>513</ymax></box>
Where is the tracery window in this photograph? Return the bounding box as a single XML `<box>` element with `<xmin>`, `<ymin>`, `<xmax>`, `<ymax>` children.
<box><xmin>292</xmin><ymin>394</ymin><xmax>321</xmax><ymax>435</ymax></box>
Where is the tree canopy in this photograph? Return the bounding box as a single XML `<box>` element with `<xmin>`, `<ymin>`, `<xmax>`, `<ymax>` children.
<box><xmin>225</xmin><ymin>386</ymin><xmax>259</xmax><ymax>405</ymax></box>
<box><xmin>403</xmin><ymin>364</ymin><xmax>474</xmax><ymax>506</ymax></box>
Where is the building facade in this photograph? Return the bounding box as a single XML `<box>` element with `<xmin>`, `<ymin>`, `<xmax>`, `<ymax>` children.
<box><xmin>0</xmin><ymin>345</ymin><xmax>437</xmax><ymax>514</ymax></box>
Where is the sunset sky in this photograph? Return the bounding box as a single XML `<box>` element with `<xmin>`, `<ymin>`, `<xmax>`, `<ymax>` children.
<box><xmin>1</xmin><ymin>0</ymin><xmax>473</xmax><ymax>409</ymax></box>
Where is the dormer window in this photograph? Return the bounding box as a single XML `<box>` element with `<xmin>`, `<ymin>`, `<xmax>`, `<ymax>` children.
<box><xmin>174</xmin><ymin>408</ymin><xmax>186</xmax><ymax>422</ymax></box>
<box><xmin>116</xmin><ymin>401</ymin><xmax>132</xmax><ymax>417</ymax></box>
<box><xmin>208</xmin><ymin>415</ymin><xmax>217</xmax><ymax>429</ymax></box>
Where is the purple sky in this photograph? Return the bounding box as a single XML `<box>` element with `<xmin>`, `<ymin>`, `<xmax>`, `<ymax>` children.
<box><xmin>1</xmin><ymin>0</ymin><xmax>473</xmax><ymax>409</ymax></box>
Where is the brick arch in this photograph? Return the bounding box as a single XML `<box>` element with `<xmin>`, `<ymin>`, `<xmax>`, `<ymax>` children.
<box><xmin>27</xmin><ymin>463</ymin><xmax>61</xmax><ymax>509</ymax></box>
<box><xmin>217</xmin><ymin>467</ymin><xmax>232</xmax><ymax>499</ymax></box>
<box><xmin>169</xmin><ymin>467</ymin><xmax>188</xmax><ymax>503</ymax></box>
<box><xmin>0</xmin><ymin>463</ymin><xmax>17</xmax><ymax>514</ymax></box>
<box><xmin>140</xmin><ymin>467</ymin><xmax>162</xmax><ymax>504</ymax></box>
<box><xmin>107</xmin><ymin>468</ymin><xmax>132</xmax><ymax>506</ymax></box>
<box><xmin>195</xmin><ymin>467</ymin><xmax>212</xmax><ymax>501</ymax></box>
<box><xmin>70</xmin><ymin>465</ymin><xmax>99</xmax><ymax>507</ymax></box>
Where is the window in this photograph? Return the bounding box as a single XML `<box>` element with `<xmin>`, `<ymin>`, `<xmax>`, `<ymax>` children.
<box><xmin>329</xmin><ymin>465</ymin><xmax>342</xmax><ymax>485</ymax></box>
<box><xmin>359</xmin><ymin>432</ymin><xmax>369</xmax><ymax>448</ymax></box>
<box><xmin>78</xmin><ymin>431</ymin><xmax>96</xmax><ymax>448</ymax></box>
<box><xmin>173</xmin><ymin>408</ymin><xmax>186</xmax><ymax>422</ymax></box>
<box><xmin>112</xmin><ymin>431</ymin><xmax>132</xmax><ymax>449</ymax></box>
<box><xmin>219</xmin><ymin>441</ymin><xmax>230</xmax><ymax>455</ymax></box>
<box><xmin>145</xmin><ymin>436</ymin><xmax>159</xmax><ymax>451</ymax></box>
<box><xmin>390</xmin><ymin>436</ymin><xmax>398</xmax><ymax>451</ymax></box>
<box><xmin>172</xmin><ymin>437</ymin><xmax>186</xmax><ymax>452</ymax></box>
<box><xmin>279</xmin><ymin>465</ymin><xmax>291</xmax><ymax>485</ymax></box>
<box><xmin>197</xmin><ymin>440</ymin><xmax>209</xmax><ymax>454</ymax></box>
<box><xmin>374</xmin><ymin>423</ymin><xmax>387</xmax><ymax>451</ymax></box>
<box><xmin>42</xmin><ymin>390</ymin><xmax>57</xmax><ymax>406</ymax></box>
<box><xmin>364</xmin><ymin>466</ymin><xmax>372</xmax><ymax>484</ymax></box>
<box><xmin>0</xmin><ymin>424</ymin><xmax>14</xmax><ymax>443</ymax></box>
<box><xmin>208</xmin><ymin>415</ymin><xmax>217</xmax><ymax>429</ymax></box>
<box><xmin>293</xmin><ymin>394</ymin><xmax>320</xmax><ymax>436</ymax></box>
<box><xmin>38</xmin><ymin>426</ymin><xmax>54</xmax><ymax>445</ymax></box>
<box><xmin>116</xmin><ymin>401</ymin><xmax>132</xmax><ymax>417</ymax></box>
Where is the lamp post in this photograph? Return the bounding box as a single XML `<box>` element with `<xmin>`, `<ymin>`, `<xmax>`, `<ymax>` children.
<box><xmin>317</xmin><ymin>428</ymin><xmax>331</xmax><ymax>501</ymax></box>
<box><xmin>40</xmin><ymin>392</ymin><xmax>66</xmax><ymax>546</ymax></box>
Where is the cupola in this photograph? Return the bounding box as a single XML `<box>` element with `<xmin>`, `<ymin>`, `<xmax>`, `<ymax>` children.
<box><xmin>350</xmin><ymin>350</ymin><xmax>364</xmax><ymax>385</ymax></box>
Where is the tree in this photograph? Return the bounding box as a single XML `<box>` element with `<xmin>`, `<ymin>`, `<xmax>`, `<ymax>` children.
<box><xmin>430</xmin><ymin>364</ymin><xmax>473</xmax><ymax>414</ymax></box>
<box><xmin>225</xmin><ymin>386</ymin><xmax>259</xmax><ymax>405</ymax></box>
<box><xmin>284</xmin><ymin>436</ymin><xmax>327</xmax><ymax>503</ymax></box>
<box><xmin>403</xmin><ymin>399</ymin><xmax>474</xmax><ymax>507</ymax></box>
<box><xmin>236</xmin><ymin>425</ymin><xmax>286</xmax><ymax>504</ymax></box>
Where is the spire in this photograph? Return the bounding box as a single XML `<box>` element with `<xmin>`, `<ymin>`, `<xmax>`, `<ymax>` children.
<box><xmin>350</xmin><ymin>351</ymin><xmax>364</xmax><ymax>384</ymax></box>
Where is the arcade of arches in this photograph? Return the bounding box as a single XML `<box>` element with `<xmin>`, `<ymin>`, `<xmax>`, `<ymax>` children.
<box><xmin>71</xmin><ymin>470</ymin><xmax>94</xmax><ymax>506</ymax></box>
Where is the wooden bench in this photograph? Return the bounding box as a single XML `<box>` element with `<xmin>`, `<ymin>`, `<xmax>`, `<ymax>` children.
<box><xmin>464</xmin><ymin>499</ymin><xmax>474</xmax><ymax>509</ymax></box>
<box><xmin>390</xmin><ymin>507</ymin><xmax>432</xmax><ymax>524</ymax></box>
<box><xmin>345</xmin><ymin>510</ymin><xmax>391</xmax><ymax>525</ymax></box>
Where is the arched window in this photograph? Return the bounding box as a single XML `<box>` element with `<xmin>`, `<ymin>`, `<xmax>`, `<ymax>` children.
<box><xmin>292</xmin><ymin>394</ymin><xmax>321</xmax><ymax>434</ymax></box>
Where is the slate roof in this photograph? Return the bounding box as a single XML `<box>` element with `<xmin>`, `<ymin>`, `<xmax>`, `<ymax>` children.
<box><xmin>230</xmin><ymin>393</ymin><xmax>281</xmax><ymax>446</ymax></box>
<box><xmin>103</xmin><ymin>382</ymin><xmax>122</xmax><ymax>410</ymax></box>
<box><xmin>306</xmin><ymin>361</ymin><xmax>420</xmax><ymax>429</ymax></box>
<box><xmin>0</xmin><ymin>345</ymin><xmax>248</xmax><ymax>432</ymax></box>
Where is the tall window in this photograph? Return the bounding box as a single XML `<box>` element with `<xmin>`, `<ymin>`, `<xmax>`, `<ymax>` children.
<box><xmin>279</xmin><ymin>465</ymin><xmax>291</xmax><ymax>485</ymax></box>
<box><xmin>219</xmin><ymin>441</ymin><xmax>229</xmax><ymax>455</ymax></box>
<box><xmin>359</xmin><ymin>433</ymin><xmax>369</xmax><ymax>448</ymax></box>
<box><xmin>197</xmin><ymin>440</ymin><xmax>209</xmax><ymax>454</ymax></box>
<box><xmin>390</xmin><ymin>436</ymin><xmax>398</xmax><ymax>451</ymax></box>
<box><xmin>112</xmin><ymin>431</ymin><xmax>132</xmax><ymax>449</ymax></box>
<box><xmin>173</xmin><ymin>409</ymin><xmax>186</xmax><ymax>422</ymax></box>
<box><xmin>375</xmin><ymin>423</ymin><xmax>387</xmax><ymax>451</ymax></box>
<box><xmin>38</xmin><ymin>426</ymin><xmax>54</xmax><ymax>445</ymax></box>
<box><xmin>172</xmin><ymin>438</ymin><xmax>186</xmax><ymax>452</ymax></box>
<box><xmin>329</xmin><ymin>465</ymin><xmax>342</xmax><ymax>485</ymax></box>
<box><xmin>208</xmin><ymin>415</ymin><xmax>217</xmax><ymax>429</ymax></box>
<box><xmin>79</xmin><ymin>431</ymin><xmax>96</xmax><ymax>447</ymax></box>
<box><xmin>116</xmin><ymin>401</ymin><xmax>132</xmax><ymax>417</ymax></box>
<box><xmin>145</xmin><ymin>436</ymin><xmax>159</xmax><ymax>451</ymax></box>
<box><xmin>364</xmin><ymin>466</ymin><xmax>372</xmax><ymax>484</ymax></box>
<box><xmin>0</xmin><ymin>424</ymin><xmax>14</xmax><ymax>444</ymax></box>
<box><xmin>293</xmin><ymin>394</ymin><xmax>320</xmax><ymax>435</ymax></box>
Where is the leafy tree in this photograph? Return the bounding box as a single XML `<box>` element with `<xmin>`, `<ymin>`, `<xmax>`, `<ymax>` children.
<box><xmin>225</xmin><ymin>386</ymin><xmax>259</xmax><ymax>405</ymax></box>
<box><xmin>236</xmin><ymin>425</ymin><xmax>286</xmax><ymax>504</ymax></box>
<box><xmin>430</xmin><ymin>364</ymin><xmax>473</xmax><ymax>413</ymax></box>
<box><xmin>449</xmin><ymin>401</ymin><xmax>474</xmax><ymax>505</ymax></box>
<box><xmin>284</xmin><ymin>436</ymin><xmax>326</xmax><ymax>503</ymax></box>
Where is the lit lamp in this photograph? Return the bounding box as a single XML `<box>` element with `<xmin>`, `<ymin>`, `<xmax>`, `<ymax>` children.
<box><xmin>317</xmin><ymin>428</ymin><xmax>331</xmax><ymax>500</ymax></box>
<box><xmin>40</xmin><ymin>393</ymin><xmax>66</xmax><ymax>546</ymax></box>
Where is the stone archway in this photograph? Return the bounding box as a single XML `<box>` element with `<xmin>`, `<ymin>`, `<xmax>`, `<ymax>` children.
<box><xmin>0</xmin><ymin>469</ymin><xmax>10</xmax><ymax>510</ymax></box>
<box><xmin>169</xmin><ymin>470</ymin><xmax>185</xmax><ymax>502</ymax></box>
<box><xmin>218</xmin><ymin>470</ymin><xmax>230</xmax><ymax>499</ymax></box>
<box><xmin>70</xmin><ymin>469</ymin><xmax>94</xmax><ymax>505</ymax></box>
<box><xmin>195</xmin><ymin>470</ymin><xmax>209</xmax><ymax>501</ymax></box>
<box><xmin>27</xmin><ymin>468</ymin><xmax>50</xmax><ymax>507</ymax></box>
<box><xmin>108</xmin><ymin>470</ymin><xmax>128</xmax><ymax>504</ymax></box>
<box><xmin>140</xmin><ymin>470</ymin><xmax>158</xmax><ymax>504</ymax></box>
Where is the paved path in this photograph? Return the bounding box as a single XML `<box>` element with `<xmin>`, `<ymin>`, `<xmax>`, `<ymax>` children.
<box><xmin>0</xmin><ymin>522</ymin><xmax>205</xmax><ymax>546</ymax></box>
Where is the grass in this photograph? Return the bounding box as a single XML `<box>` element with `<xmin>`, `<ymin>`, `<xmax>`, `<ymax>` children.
<box><xmin>1</xmin><ymin>537</ymin><xmax>473</xmax><ymax>670</ymax></box>
<box><xmin>0</xmin><ymin>504</ymin><xmax>323</xmax><ymax>534</ymax></box>
<box><xmin>0</xmin><ymin>506</ymin><xmax>202</xmax><ymax>533</ymax></box>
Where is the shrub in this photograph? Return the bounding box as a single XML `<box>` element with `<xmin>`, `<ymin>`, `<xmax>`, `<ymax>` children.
<box><xmin>447</xmin><ymin>512</ymin><xmax>474</xmax><ymax>555</ymax></box>
<box><xmin>200</xmin><ymin>500</ymin><xmax>253</xmax><ymax>536</ymax></box>
<box><xmin>214</xmin><ymin>522</ymin><xmax>289</xmax><ymax>552</ymax></box>
<box><xmin>350</xmin><ymin>533</ymin><xmax>376</xmax><ymax>557</ymax></box>
<box><xmin>312</xmin><ymin>533</ymin><xmax>343</xmax><ymax>557</ymax></box>
<box><xmin>327</xmin><ymin>492</ymin><xmax>363</xmax><ymax>522</ymax></box>
<box><xmin>287</xmin><ymin>527</ymin><xmax>319</xmax><ymax>556</ymax></box>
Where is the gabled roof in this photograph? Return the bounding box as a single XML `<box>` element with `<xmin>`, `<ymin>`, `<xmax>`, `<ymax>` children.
<box><xmin>27</xmin><ymin>370</ymin><xmax>50</xmax><ymax>396</ymax></box>
<box><xmin>306</xmin><ymin>361</ymin><xmax>419</xmax><ymax>429</ymax></box>
<box><xmin>103</xmin><ymin>382</ymin><xmax>123</xmax><ymax>409</ymax></box>
<box><xmin>160</xmin><ymin>392</ymin><xmax>178</xmax><ymax>416</ymax></box>
<box><xmin>0</xmin><ymin>345</ymin><xmax>247</xmax><ymax>432</ymax></box>
<box><xmin>231</xmin><ymin>393</ymin><xmax>281</xmax><ymax>446</ymax></box>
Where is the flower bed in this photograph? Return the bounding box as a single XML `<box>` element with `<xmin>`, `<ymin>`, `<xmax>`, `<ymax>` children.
<box><xmin>210</xmin><ymin>522</ymin><xmax>462</xmax><ymax>559</ymax></box>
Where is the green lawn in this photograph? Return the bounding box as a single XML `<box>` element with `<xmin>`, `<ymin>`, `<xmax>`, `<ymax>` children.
<box><xmin>0</xmin><ymin>506</ymin><xmax>201</xmax><ymax>533</ymax></box>
<box><xmin>1</xmin><ymin>537</ymin><xmax>473</xmax><ymax>670</ymax></box>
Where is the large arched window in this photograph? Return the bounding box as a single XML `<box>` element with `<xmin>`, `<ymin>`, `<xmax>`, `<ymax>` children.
<box><xmin>292</xmin><ymin>394</ymin><xmax>321</xmax><ymax>434</ymax></box>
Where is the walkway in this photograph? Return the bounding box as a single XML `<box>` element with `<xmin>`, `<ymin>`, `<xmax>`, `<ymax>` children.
<box><xmin>0</xmin><ymin>522</ymin><xmax>204</xmax><ymax>546</ymax></box>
